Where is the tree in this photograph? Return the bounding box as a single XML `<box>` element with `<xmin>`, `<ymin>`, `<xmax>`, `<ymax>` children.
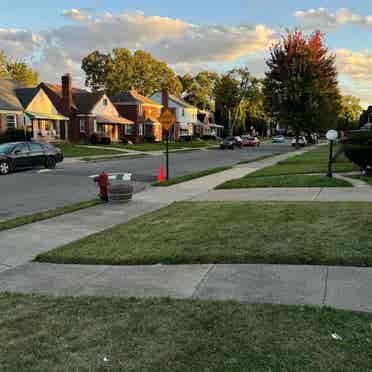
<box><xmin>338</xmin><ymin>95</ymin><xmax>362</xmax><ymax>130</ymax></box>
<box><xmin>82</xmin><ymin>48</ymin><xmax>182</xmax><ymax>96</ymax></box>
<box><xmin>7</xmin><ymin>61</ymin><xmax>38</xmax><ymax>87</ymax></box>
<box><xmin>181</xmin><ymin>71</ymin><xmax>220</xmax><ymax>111</ymax></box>
<box><xmin>215</xmin><ymin>67</ymin><xmax>260</xmax><ymax>136</ymax></box>
<box><xmin>264</xmin><ymin>30</ymin><xmax>341</xmax><ymax>141</ymax></box>
<box><xmin>0</xmin><ymin>50</ymin><xmax>38</xmax><ymax>86</ymax></box>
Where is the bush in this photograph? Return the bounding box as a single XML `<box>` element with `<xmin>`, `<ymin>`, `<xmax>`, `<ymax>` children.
<box><xmin>144</xmin><ymin>135</ymin><xmax>156</xmax><ymax>143</ymax></box>
<box><xmin>0</xmin><ymin>129</ymin><xmax>32</xmax><ymax>144</ymax></box>
<box><xmin>344</xmin><ymin>129</ymin><xmax>372</xmax><ymax>170</ymax></box>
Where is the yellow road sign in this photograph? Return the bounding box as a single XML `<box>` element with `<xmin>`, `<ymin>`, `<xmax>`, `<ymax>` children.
<box><xmin>159</xmin><ymin>109</ymin><xmax>175</xmax><ymax>131</ymax></box>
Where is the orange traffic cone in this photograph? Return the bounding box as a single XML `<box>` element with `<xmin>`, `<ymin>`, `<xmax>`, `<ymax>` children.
<box><xmin>157</xmin><ymin>165</ymin><xmax>165</xmax><ymax>182</ymax></box>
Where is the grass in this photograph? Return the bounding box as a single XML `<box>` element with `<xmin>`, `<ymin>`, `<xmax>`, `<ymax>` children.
<box><xmin>154</xmin><ymin>166</ymin><xmax>232</xmax><ymax>187</ymax></box>
<box><xmin>238</xmin><ymin>153</ymin><xmax>280</xmax><ymax>164</ymax></box>
<box><xmin>217</xmin><ymin>145</ymin><xmax>358</xmax><ymax>189</ymax></box>
<box><xmin>37</xmin><ymin>201</ymin><xmax>372</xmax><ymax>267</ymax></box>
<box><xmin>55</xmin><ymin>143</ymin><xmax>124</xmax><ymax>158</ymax></box>
<box><xmin>217</xmin><ymin>174</ymin><xmax>353</xmax><ymax>189</ymax></box>
<box><xmin>249</xmin><ymin>145</ymin><xmax>357</xmax><ymax>177</ymax></box>
<box><xmin>1</xmin><ymin>293</ymin><xmax>372</xmax><ymax>372</ymax></box>
<box><xmin>0</xmin><ymin>199</ymin><xmax>101</xmax><ymax>232</ymax></box>
<box><xmin>351</xmin><ymin>175</ymin><xmax>372</xmax><ymax>186</ymax></box>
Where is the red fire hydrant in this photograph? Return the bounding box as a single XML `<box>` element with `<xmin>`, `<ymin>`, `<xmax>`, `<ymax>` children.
<box><xmin>94</xmin><ymin>171</ymin><xmax>109</xmax><ymax>202</ymax></box>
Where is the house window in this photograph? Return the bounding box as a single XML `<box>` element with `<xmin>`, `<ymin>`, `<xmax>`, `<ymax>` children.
<box><xmin>125</xmin><ymin>125</ymin><xmax>133</xmax><ymax>135</ymax></box>
<box><xmin>182</xmin><ymin>109</ymin><xmax>185</xmax><ymax>116</ymax></box>
<box><xmin>79</xmin><ymin>119</ymin><xmax>85</xmax><ymax>133</ymax></box>
<box><xmin>103</xmin><ymin>98</ymin><xmax>108</xmax><ymax>106</ymax></box>
<box><xmin>6</xmin><ymin>115</ymin><xmax>16</xmax><ymax>129</ymax></box>
<box><xmin>93</xmin><ymin>119</ymin><xmax>97</xmax><ymax>133</ymax></box>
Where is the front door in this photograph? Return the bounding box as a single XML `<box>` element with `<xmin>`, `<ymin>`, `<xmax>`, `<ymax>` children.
<box><xmin>28</xmin><ymin>142</ymin><xmax>46</xmax><ymax>167</ymax></box>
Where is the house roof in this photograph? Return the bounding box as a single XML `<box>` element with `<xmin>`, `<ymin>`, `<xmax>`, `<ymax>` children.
<box><xmin>151</xmin><ymin>91</ymin><xmax>197</xmax><ymax>109</ymax></box>
<box><xmin>15</xmin><ymin>87</ymin><xmax>40</xmax><ymax>109</ymax></box>
<box><xmin>111</xmin><ymin>89</ymin><xmax>161</xmax><ymax>106</ymax></box>
<box><xmin>73</xmin><ymin>92</ymin><xmax>104</xmax><ymax>114</ymax></box>
<box><xmin>0</xmin><ymin>79</ymin><xmax>24</xmax><ymax>111</ymax></box>
<box><xmin>169</xmin><ymin>94</ymin><xmax>196</xmax><ymax>109</ymax></box>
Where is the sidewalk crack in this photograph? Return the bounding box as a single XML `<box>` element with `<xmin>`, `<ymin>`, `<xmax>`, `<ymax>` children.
<box><xmin>191</xmin><ymin>264</ymin><xmax>215</xmax><ymax>299</ymax></box>
<box><xmin>322</xmin><ymin>266</ymin><xmax>329</xmax><ymax>306</ymax></box>
<box><xmin>312</xmin><ymin>188</ymin><xmax>323</xmax><ymax>201</ymax></box>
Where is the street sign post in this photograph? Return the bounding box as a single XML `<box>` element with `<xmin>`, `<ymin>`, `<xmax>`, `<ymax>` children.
<box><xmin>159</xmin><ymin>109</ymin><xmax>176</xmax><ymax>180</ymax></box>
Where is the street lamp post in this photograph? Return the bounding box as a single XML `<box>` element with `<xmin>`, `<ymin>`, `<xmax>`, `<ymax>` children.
<box><xmin>326</xmin><ymin>130</ymin><xmax>338</xmax><ymax>178</ymax></box>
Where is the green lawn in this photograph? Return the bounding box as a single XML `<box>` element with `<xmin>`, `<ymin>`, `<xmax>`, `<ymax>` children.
<box><xmin>217</xmin><ymin>174</ymin><xmax>352</xmax><ymax>189</ymax></box>
<box><xmin>37</xmin><ymin>201</ymin><xmax>372</xmax><ymax>267</ymax></box>
<box><xmin>251</xmin><ymin>145</ymin><xmax>356</xmax><ymax>177</ymax></box>
<box><xmin>55</xmin><ymin>143</ymin><xmax>124</xmax><ymax>158</ymax></box>
<box><xmin>0</xmin><ymin>199</ymin><xmax>101</xmax><ymax>232</ymax></box>
<box><xmin>1</xmin><ymin>294</ymin><xmax>372</xmax><ymax>372</ymax></box>
<box><xmin>351</xmin><ymin>175</ymin><xmax>372</xmax><ymax>186</ymax></box>
<box><xmin>154</xmin><ymin>166</ymin><xmax>231</xmax><ymax>187</ymax></box>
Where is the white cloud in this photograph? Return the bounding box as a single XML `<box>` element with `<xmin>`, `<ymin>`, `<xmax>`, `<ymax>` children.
<box><xmin>295</xmin><ymin>8</ymin><xmax>372</xmax><ymax>30</ymax></box>
<box><xmin>62</xmin><ymin>9</ymin><xmax>91</xmax><ymax>22</ymax></box>
<box><xmin>0</xmin><ymin>28</ymin><xmax>41</xmax><ymax>59</ymax></box>
<box><xmin>0</xmin><ymin>9</ymin><xmax>272</xmax><ymax>85</ymax></box>
<box><xmin>337</xmin><ymin>49</ymin><xmax>372</xmax><ymax>82</ymax></box>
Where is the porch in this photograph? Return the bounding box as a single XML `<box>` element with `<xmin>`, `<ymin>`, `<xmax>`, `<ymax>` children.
<box><xmin>96</xmin><ymin>115</ymin><xmax>134</xmax><ymax>142</ymax></box>
<box><xmin>25</xmin><ymin>111</ymin><xmax>69</xmax><ymax>142</ymax></box>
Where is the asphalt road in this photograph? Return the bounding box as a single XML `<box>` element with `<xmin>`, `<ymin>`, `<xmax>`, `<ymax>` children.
<box><xmin>0</xmin><ymin>142</ymin><xmax>294</xmax><ymax>220</ymax></box>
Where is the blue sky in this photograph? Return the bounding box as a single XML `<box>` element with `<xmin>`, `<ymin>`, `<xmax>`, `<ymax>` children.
<box><xmin>1</xmin><ymin>1</ymin><xmax>372</xmax><ymax>105</ymax></box>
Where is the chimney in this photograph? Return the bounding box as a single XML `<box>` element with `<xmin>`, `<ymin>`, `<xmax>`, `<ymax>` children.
<box><xmin>62</xmin><ymin>73</ymin><xmax>72</xmax><ymax>115</ymax></box>
<box><xmin>162</xmin><ymin>87</ymin><xmax>169</xmax><ymax>109</ymax></box>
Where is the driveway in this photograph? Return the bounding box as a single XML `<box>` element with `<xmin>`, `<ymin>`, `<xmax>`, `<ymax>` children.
<box><xmin>0</xmin><ymin>142</ymin><xmax>293</xmax><ymax>220</ymax></box>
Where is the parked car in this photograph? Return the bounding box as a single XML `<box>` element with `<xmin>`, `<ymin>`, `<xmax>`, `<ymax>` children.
<box><xmin>272</xmin><ymin>135</ymin><xmax>286</xmax><ymax>143</ymax></box>
<box><xmin>220</xmin><ymin>136</ymin><xmax>242</xmax><ymax>150</ymax></box>
<box><xmin>0</xmin><ymin>142</ymin><xmax>63</xmax><ymax>175</ymax></box>
<box><xmin>242</xmin><ymin>135</ymin><xmax>260</xmax><ymax>147</ymax></box>
<box><xmin>291</xmin><ymin>136</ymin><xmax>308</xmax><ymax>147</ymax></box>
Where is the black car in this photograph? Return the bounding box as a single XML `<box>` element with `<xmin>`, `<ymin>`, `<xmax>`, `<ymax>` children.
<box><xmin>220</xmin><ymin>136</ymin><xmax>243</xmax><ymax>150</ymax></box>
<box><xmin>0</xmin><ymin>142</ymin><xmax>63</xmax><ymax>175</ymax></box>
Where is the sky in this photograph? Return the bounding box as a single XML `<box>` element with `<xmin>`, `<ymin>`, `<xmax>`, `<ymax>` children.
<box><xmin>1</xmin><ymin>0</ymin><xmax>372</xmax><ymax>106</ymax></box>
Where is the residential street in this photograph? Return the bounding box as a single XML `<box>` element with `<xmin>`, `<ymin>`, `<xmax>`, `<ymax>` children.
<box><xmin>0</xmin><ymin>142</ymin><xmax>293</xmax><ymax>219</ymax></box>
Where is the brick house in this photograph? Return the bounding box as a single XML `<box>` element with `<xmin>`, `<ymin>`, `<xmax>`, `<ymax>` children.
<box><xmin>41</xmin><ymin>74</ymin><xmax>133</xmax><ymax>143</ymax></box>
<box><xmin>0</xmin><ymin>78</ymin><xmax>68</xmax><ymax>141</ymax></box>
<box><xmin>111</xmin><ymin>89</ymin><xmax>163</xmax><ymax>143</ymax></box>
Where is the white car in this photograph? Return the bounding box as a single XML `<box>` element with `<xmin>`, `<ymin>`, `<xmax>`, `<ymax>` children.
<box><xmin>291</xmin><ymin>136</ymin><xmax>308</xmax><ymax>147</ymax></box>
<box><xmin>272</xmin><ymin>135</ymin><xmax>285</xmax><ymax>143</ymax></box>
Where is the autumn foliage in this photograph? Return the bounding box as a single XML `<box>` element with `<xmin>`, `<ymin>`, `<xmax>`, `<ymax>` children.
<box><xmin>264</xmin><ymin>30</ymin><xmax>341</xmax><ymax>136</ymax></box>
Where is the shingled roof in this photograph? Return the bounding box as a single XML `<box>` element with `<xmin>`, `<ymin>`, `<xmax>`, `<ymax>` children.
<box><xmin>111</xmin><ymin>89</ymin><xmax>161</xmax><ymax>106</ymax></box>
<box><xmin>0</xmin><ymin>79</ymin><xmax>24</xmax><ymax>111</ymax></box>
<box><xmin>40</xmin><ymin>82</ymin><xmax>103</xmax><ymax>114</ymax></box>
<box><xmin>73</xmin><ymin>92</ymin><xmax>105</xmax><ymax>114</ymax></box>
<box><xmin>15</xmin><ymin>87</ymin><xmax>40</xmax><ymax>109</ymax></box>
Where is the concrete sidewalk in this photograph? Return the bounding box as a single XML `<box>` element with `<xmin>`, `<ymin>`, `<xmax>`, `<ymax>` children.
<box><xmin>193</xmin><ymin>186</ymin><xmax>372</xmax><ymax>202</ymax></box>
<box><xmin>0</xmin><ymin>147</ymin><xmax>312</xmax><ymax>271</ymax></box>
<box><xmin>1</xmin><ymin>262</ymin><xmax>372</xmax><ymax>313</ymax></box>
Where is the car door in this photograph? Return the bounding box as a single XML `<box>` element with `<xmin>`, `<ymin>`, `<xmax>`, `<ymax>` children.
<box><xmin>28</xmin><ymin>142</ymin><xmax>46</xmax><ymax>167</ymax></box>
<box><xmin>11</xmin><ymin>143</ymin><xmax>32</xmax><ymax>169</ymax></box>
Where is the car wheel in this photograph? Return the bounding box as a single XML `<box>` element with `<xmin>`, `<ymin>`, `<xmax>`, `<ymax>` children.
<box><xmin>45</xmin><ymin>157</ymin><xmax>56</xmax><ymax>169</ymax></box>
<box><xmin>0</xmin><ymin>161</ymin><xmax>10</xmax><ymax>175</ymax></box>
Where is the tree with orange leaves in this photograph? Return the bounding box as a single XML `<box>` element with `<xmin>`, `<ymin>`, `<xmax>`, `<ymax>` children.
<box><xmin>264</xmin><ymin>30</ymin><xmax>341</xmax><ymax>140</ymax></box>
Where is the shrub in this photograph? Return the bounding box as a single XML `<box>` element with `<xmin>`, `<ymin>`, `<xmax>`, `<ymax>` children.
<box><xmin>344</xmin><ymin>129</ymin><xmax>372</xmax><ymax>170</ymax></box>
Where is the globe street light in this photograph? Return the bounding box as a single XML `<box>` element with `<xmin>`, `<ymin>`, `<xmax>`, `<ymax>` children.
<box><xmin>326</xmin><ymin>130</ymin><xmax>338</xmax><ymax>178</ymax></box>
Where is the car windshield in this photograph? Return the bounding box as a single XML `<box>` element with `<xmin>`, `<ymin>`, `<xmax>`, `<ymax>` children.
<box><xmin>0</xmin><ymin>143</ymin><xmax>16</xmax><ymax>154</ymax></box>
<box><xmin>225</xmin><ymin>137</ymin><xmax>234</xmax><ymax>141</ymax></box>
